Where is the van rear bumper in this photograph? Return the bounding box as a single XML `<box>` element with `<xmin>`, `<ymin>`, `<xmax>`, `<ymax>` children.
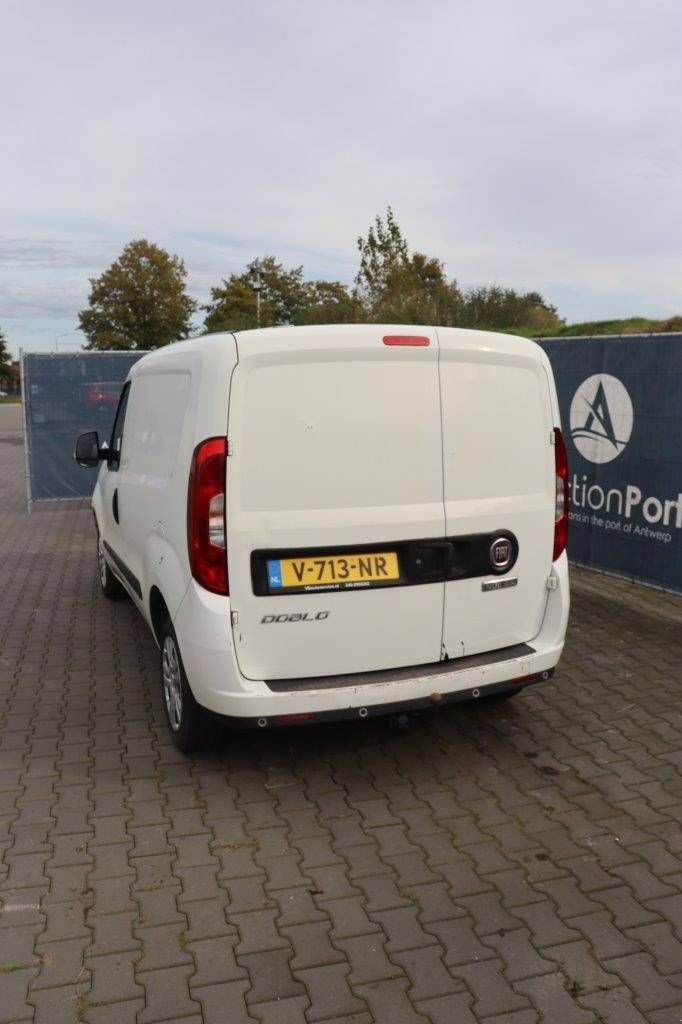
<box><xmin>210</xmin><ymin>665</ymin><xmax>554</xmax><ymax>729</ymax></box>
<box><xmin>173</xmin><ymin>553</ymin><xmax>569</xmax><ymax>722</ymax></box>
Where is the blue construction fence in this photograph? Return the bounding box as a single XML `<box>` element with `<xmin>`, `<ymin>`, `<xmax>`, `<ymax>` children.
<box><xmin>538</xmin><ymin>333</ymin><xmax>682</xmax><ymax>594</ymax></box>
<box><xmin>22</xmin><ymin>351</ymin><xmax>146</xmax><ymax>506</ymax></box>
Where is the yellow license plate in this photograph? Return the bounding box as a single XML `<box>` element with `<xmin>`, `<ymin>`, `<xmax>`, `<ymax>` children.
<box><xmin>267</xmin><ymin>551</ymin><xmax>400</xmax><ymax>592</ymax></box>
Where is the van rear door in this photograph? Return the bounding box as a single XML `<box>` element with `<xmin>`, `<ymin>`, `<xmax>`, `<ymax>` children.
<box><xmin>226</xmin><ymin>326</ymin><xmax>445</xmax><ymax>681</ymax></box>
<box><xmin>437</xmin><ymin>329</ymin><xmax>555</xmax><ymax>658</ymax></box>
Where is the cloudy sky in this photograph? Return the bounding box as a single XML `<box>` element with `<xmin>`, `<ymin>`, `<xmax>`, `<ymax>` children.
<box><xmin>2</xmin><ymin>0</ymin><xmax>681</xmax><ymax>356</ymax></box>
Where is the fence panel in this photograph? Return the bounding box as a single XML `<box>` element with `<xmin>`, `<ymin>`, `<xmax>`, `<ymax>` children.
<box><xmin>538</xmin><ymin>334</ymin><xmax>682</xmax><ymax>593</ymax></box>
<box><xmin>22</xmin><ymin>351</ymin><xmax>146</xmax><ymax>505</ymax></box>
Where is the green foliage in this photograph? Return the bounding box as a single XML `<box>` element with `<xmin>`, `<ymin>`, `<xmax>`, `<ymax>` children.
<box><xmin>355</xmin><ymin>206</ymin><xmax>409</xmax><ymax>308</ymax></box>
<box><xmin>295</xmin><ymin>280</ymin><xmax>359</xmax><ymax>325</ymax></box>
<box><xmin>203</xmin><ymin>256</ymin><xmax>358</xmax><ymax>332</ymax></box>
<box><xmin>203</xmin><ymin>256</ymin><xmax>305</xmax><ymax>333</ymax></box>
<box><xmin>455</xmin><ymin>286</ymin><xmax>563</xmax><ymax>335</ymax></box>
<box><xmin>201</xmin><ymin>207</ymin><xmax>681</xmax><ymax>340</ymax></box>
<box><xmin>550</xmin><ymin>315</ymin><xmax>682</xmax><ymax>337</ymax></box>
<box><xmin>354</xmin><ymin>209</ymin><xmax>563</xmax><ymax>334</ymax></box>
<box><xmin>78</xmin><ymin>239</ymin><xmax>197</xmax><ymax>350</ymax></box>
<box><xmin>0</xmin><ymin>326</ymin><xmax>13</xmax><ymax>375</ymax></box>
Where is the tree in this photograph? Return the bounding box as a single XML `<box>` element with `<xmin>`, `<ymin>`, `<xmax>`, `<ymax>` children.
<box><xmin>203</xmin><ymin>256</ymin><xmax>307</xmax><ymax>334</ymax></box>
<box><xmin>296</xmin><ymin>280</ymin><xmax>358</xmax><ymax>325</ymax></box>
<box><xmin>203</xmin><ymin>256</ymin><xmax>361</xmax><ymax>332</ymax></box>
<box><xmin>0</xmin><ymin>326</ymin><xmax>12</xmax><ymax>376</ymax></box>
<box><xmin>371</xmin><ymin>252</ymin><xmax>461</xmax><ymax>325</ymax></box>
<box><xmin>356</xmin><ymin>207</ymin><xmax>562</xmax><ymax>334</ymax></box>
<box><xmin>457</xmin><ymin>286</ymin><xmax>563</xmax><ymax>334</ymax></box>
<box><xmin>355</xmin><ymin>206</ymin><xmax>409</xmax><ymax>310</ymax></box>
<box><xmin>78</xmin><ymin>240</ymin><xmax>197</xmax><ymax>350</ymax></box>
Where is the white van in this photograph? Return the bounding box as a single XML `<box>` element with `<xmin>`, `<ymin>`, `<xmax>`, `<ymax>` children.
<box><xmin>75</xmin><ymin>325</ymin><xmax>569</xmax><ymax>751</ymax></box>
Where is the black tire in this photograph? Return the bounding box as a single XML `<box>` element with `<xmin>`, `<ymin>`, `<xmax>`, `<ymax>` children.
<box><xmin>97</xmin><ymin>530</ymin><xmax>126</xmax><ymax>600</ymax></box>
<box><xmin>159</xmin><ymin>621</ymin><xmax>211</xmax><ymax>753</ymax></box>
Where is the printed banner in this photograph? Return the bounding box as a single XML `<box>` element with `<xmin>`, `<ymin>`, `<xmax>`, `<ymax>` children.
<box><xmin>538</xmin><ymin>334</ymin><xmax>682</xmax><ymax>593</ymax></box>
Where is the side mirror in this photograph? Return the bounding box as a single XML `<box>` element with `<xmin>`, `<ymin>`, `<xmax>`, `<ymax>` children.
<box><xmin>75</xmin><ymin>430</ymin><xmax>105</xmax><ymax>468</ymax></box>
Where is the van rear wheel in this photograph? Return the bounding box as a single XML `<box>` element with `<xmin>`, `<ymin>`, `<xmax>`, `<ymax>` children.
<box><xmin>160</xmin><ymin>623</ymin><xmax>211</xmax><ymax>753</ymax></box>
<box><xmin>97</xmin><ymin>532</ymin><xmax>126</xmax><ymax>600</ymax></box>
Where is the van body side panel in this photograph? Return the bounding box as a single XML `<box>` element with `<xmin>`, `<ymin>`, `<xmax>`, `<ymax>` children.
<box><xmin>112</xmin><ymin>335</ymin><xmax>238</xmax><ymax>629</ymax></box>
<box><xmin>437</xmin><ymin>330</ymin><xmax>555</xmax><ymax>657</ymax></box>
<box><xmin>227</xmin><ymin>326</ymin><xmax>445</xmax><ymax>680</ymax></box>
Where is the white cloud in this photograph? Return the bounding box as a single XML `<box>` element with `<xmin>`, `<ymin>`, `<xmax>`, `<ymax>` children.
<box><xmin>1</xmin><ymin>0</ymin><xmax>681</xmax><ymax>354</ymax></box>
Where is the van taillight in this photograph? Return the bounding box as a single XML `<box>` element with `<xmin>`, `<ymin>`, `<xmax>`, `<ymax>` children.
<box><xmin>553</xmin><ymin>427</ymin><xmax>569</xmax><ymax>561</ymax></box>
<box><xmin>187</xmin><ymin>437</ymin><xmax>228</xmax><ymax>595</ymax></box>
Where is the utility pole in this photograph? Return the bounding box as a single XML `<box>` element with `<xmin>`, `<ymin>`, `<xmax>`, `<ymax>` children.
<box><xmin>252</xmin><ymin>261</ymin><xmax>262</xmax><ymax>327</ymax></box>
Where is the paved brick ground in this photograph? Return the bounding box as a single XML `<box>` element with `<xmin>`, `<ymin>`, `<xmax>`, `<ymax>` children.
<box><xmin>2</xmin><ymin>408</ymin><xmax>682</xmax><ymax>1024</ymax></box>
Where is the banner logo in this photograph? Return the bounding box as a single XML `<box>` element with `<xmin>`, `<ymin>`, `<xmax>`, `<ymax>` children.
<box><xmin>569</xmin><ymin>373</ymin><xmax>633</xmax><ymax>464</ymax></box>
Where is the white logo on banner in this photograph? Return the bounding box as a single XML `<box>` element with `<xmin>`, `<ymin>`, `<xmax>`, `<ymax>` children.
<box><xmin>569</xmin><ymin>373</ymin><xmax>634</xmax><ymax>464</ymax></box>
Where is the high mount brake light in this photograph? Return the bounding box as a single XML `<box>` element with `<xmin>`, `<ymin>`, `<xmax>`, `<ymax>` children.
<box><xmin>382</xmin><ymin>335</ymin><xmax>430</xmax><ymax>347</ymax></box>
<box><xmin>553</xmin><ymin>427</ymin><xmax>569</xmax><ymax>561</ymax></box>
<box><xmin>187</xmin><ymin>437</ymin><xmax>228</xmax><ymax>595</ymax></box>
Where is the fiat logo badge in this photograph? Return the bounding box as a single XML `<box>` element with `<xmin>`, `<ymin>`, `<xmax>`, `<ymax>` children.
<box><xmin>489</xmin><ymin>536</ymin><xmax>513</xmax><ymax>572</ymax></box>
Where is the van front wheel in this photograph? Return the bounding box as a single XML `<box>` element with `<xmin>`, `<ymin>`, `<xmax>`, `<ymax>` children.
<box><xmin>160</xmin><ymin>625</ymin><xmax>210</xmax><ymax>753</ymax></box>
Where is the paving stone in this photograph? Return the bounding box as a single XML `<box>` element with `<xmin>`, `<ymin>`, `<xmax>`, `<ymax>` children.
<box><xmin>625</xmin><ymin>920</ymin><xmax>682</xmax><ymax>976</ymax></box>
<box><xmin>232</xmin><ymin>908</ymin><xmax>290</xmax><ymax>955</ymax></box>
<box><xmin>240</xmin><ymin>948</ymin><xmax>305</xmax><ymax>1005</ymax></box>
<box><xmin>426</xmin><ymin>915</ymin><xmax>497</xmax><ymax>966</ymax></box>
<box><xmin>272</xmin><ymin>886</ymin><xmax>328</xmax><ymax>927</ymax></box>
<box><xmin>30</xmin><ymin>936</ymin><xmax>91</xmax><ymax>990</ymax></box>
<box><xmin>87</xmin><ymin>950</ymin><xmax>145</xmax><ymax>1005</ymax></box>
<box><xmin>189</xmin><ymin>934</ymin><xmax>247</xmax><ymax>987</ymax></box>
<box><xmin>645</xmin><ymin>894</ymin><xmax>682</xmax><ymax>940</ymax></box>
<box><xmin>297</xmin><ymin>961</ymin><xmax>369</xmax><ymax>1021</ymax></box>
<box><xmin>248</xmin><ymin>995</ymin><xmax>310</xmax><ymax>1024</ymax></box>
<box><xmin>393</xmin><ymin>945</ymin><xmax>463</xmax><ymax>1002</ymax></box>
<box><xmin>318</xmin><ymin>895</ymin><xmax>382</xmax><ymax>940</ymax></box>
<box><xmin>543</xmin><ymin>939</ymin><xmax>621</xmax><ymax>994</ymax></box>
<box><xmin>0</xmin><ymin>961</ymin><xmax>35</xmax><ymax>1023</ymax></box>
<box><xmin>578</xmin><ymin>984</ymin><xmax>651</xmax><ymax>1023</ymax></box>
<box><xmin>371</xmin><ymin>904</ymin><xmax>439</xmax><ymax>954</ymax></box>
<box><xmin>0</xmin><ymin>921</ymin><xmax>43</xmax><ymax>964</ymax></box>
<box><xmin>457</xmin><ymin>891</ymin><xmax>523</xmax><ymax>937</ymax></box>
<box><xmin>284</xmin><ymin>920</ymin><xmax>346</xmax><ymax>970</ymax></box>
<box><xmin>30</xmin><ymin>985</ymin><xmax>84</xmax><ymax>1024</ymax></box>
<box><xmin>83</xmin><ymin>998</ymin><xmax>146</xmax><ymax>1023</ymax></box>
<box><xmin>484</xmin><ymin>927</ymin><xmax>556</xmax><ymax>982</ymax></box>
<box><xmin>450</xmin><ymin>959</ymin><xmax>531</xmax><ymax>1018</ymax></box>
<box><xmin>604</xmin><ymin>951</ymin><xmax>682</xmax><ymax>1011</ymax></box>
<box><xmin>354</xmin><ymin>872</ymin><xmax>411</xmax><ymax>913</ymax></box>
<box><xmin>514</xmin><ymin>971</ymin><xmax>595</xmax><ymax>1023</ymax></box>
<box><xmin>135</xmin><ymin>921</ymin><xmax>192</xmax><ymax>972</ymax></box>
<box><xmin>138</xmin><ymin>964</ymin><xmax>202</xmax><ymax>1023</ymax></box>
<box><xmin>414</xmin><ymin>991</ymin><xmax>478</xmax><ymax>1023</ymax></box>
<box><xmin>513</xmin><ymin>900</ymin><xmax>583</xmax><ymax>948</ymax></box>
<box><xmin>334</xmin><ymin>932</ymin><xmax>403</xmax><ymax>985</ymax></box>
<box><xmin>86</xmin><ymin>911</ymin><xmax>140</xmax><ymax>957</ymax></box>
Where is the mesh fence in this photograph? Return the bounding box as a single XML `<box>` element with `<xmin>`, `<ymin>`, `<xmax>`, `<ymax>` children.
<box><xmin>22</xmin><ymin>351</ymin><xmax>147</xmax><ymax>505</ymax></box>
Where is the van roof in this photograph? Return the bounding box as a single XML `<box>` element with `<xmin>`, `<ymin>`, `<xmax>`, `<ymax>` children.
<box><xmin>128</xmin><ymin>325</ymin><xmax>546</xmax><ymax>377</ymax></box>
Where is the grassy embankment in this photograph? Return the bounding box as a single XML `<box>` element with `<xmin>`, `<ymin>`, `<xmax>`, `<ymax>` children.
<box><xmin>541</xmin><ymin>316</ymin><xmax>682</xmax><ymax>338</ymax></box>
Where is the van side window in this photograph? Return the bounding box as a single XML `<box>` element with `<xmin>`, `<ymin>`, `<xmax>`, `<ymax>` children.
<box><xmin>109</xmin><ymin>382</ymin><xmax>131</xmax><ymax>470</ymax></box>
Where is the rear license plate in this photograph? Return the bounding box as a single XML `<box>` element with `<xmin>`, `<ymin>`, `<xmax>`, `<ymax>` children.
<box><xmin>266</xmin><ymin>552</ymin><xmax>400</xmax><ymax>593</ymax></box>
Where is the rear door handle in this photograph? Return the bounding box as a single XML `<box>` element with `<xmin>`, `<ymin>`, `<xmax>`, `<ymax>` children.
<box><xmin>112</xmin><ymin>489</ymin><xmax>119</xmax><ymax>524</ymax></box>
